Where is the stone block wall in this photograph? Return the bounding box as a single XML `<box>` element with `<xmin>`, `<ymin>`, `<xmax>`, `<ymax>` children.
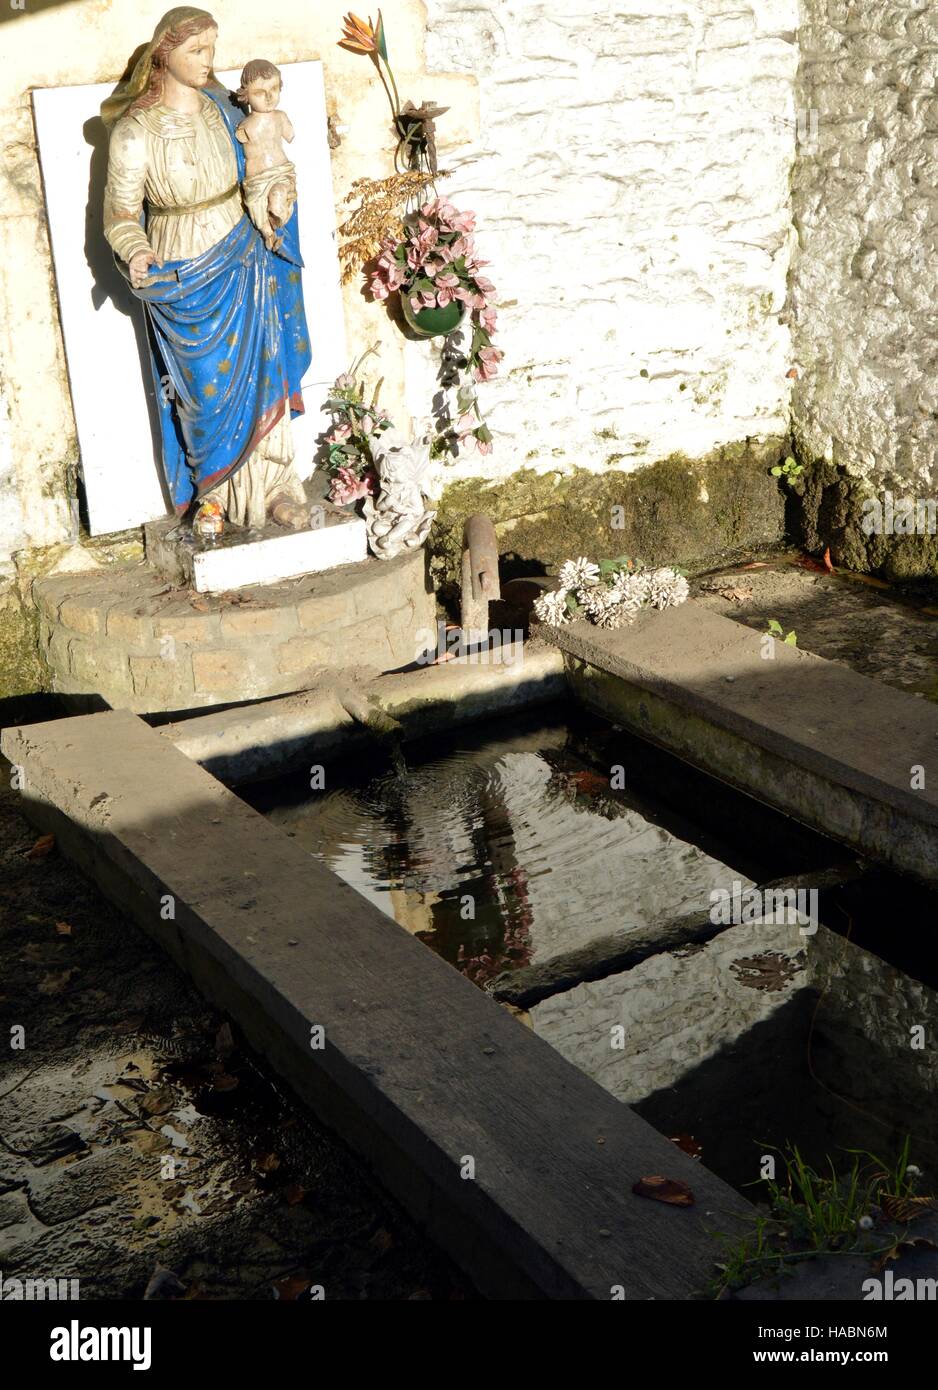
<box><xmin>33</xmin><ymin>550</ymin><xmax>435</xmax><ymax>714</ymax></box>
<box><xmin>790</xmin><ymin>0</ymin><xmax>938</xmax><ymax>573</ymax></box>
<box><xmin>419</xmin><ymin>0</ymin><xmax>799</xmax><ymax>492</ymax></box>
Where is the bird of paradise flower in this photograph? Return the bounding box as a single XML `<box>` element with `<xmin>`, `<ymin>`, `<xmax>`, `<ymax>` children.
<box><xmin>338</xmin><ymin>11</ymin><xmax>447</xmax><ymax>172</ymax></box>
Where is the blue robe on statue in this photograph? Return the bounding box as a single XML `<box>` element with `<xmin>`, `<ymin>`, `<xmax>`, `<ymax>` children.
<box><xmin>131</xmin><ymin>89</ymin><xmax>312</xmax><ymax>514</ymax></box>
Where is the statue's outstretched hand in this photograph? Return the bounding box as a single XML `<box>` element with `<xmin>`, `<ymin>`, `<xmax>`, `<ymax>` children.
<box><xmin>128</xmin><ymin>249</ymin><xmax>163</xmax><ymax>289</ymax></box>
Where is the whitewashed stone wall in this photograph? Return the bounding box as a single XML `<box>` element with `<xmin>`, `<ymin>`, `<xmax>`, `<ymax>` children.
<box><xmin>421</xmin><ymin>0</ymin><xmax>800</xmax><ymax>483</ymax></box>
<box><xmin>791</xmin><ymin>0</ymin><xmax>938</xmax><ymax>491</ymax></box>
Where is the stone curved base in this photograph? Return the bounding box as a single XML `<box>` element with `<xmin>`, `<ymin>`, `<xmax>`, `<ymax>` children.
<box><xmin>34</xmin><ymin>550</ymin><xmax>436</xmax><ymax>715</ymax></box>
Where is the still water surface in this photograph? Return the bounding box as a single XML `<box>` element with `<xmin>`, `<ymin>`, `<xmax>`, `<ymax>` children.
<box><xmin>245</xmin><ymin>708</ymin><xmax>938</xmax><ymax>1190</ymax></box>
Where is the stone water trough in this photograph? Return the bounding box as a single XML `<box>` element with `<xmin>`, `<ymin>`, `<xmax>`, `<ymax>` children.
<box><xmin>7</xmin><ymin>596</ymin><xmax>938</xmax><ymax>1298</ymax></box>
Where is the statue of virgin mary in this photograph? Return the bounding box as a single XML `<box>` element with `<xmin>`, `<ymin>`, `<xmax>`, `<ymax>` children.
<box><xmin>101</xmin><ymin>7</ymin><xmax>311</xmax><ymax>533</ymax></box>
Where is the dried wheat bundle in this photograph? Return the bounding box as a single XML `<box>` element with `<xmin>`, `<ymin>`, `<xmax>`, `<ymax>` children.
<box><xmin>337</xmin><ymin>169</ymin><xmax>448</xmax><ymax>283</ymax></box>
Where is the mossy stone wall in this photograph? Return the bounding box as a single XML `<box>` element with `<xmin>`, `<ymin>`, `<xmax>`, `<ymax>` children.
<box><xmin>429</xmin><ymin>438</ymin><xmax>789</xmax><ymax>593</ymax></box>
<box><xmin>792</xmin><ymin>458</ymin><xmax>938</xmax><ymax>581</ymax></box>
<box><xmin>0</xmin><ymin>583</ymin><xmax>46</xmax><ymax>701</ymax></box>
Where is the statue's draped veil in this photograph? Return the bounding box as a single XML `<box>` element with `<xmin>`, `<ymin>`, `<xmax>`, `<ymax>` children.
<box><xmin>100</xmin><ymin>6</ymin><xmax>221</xmax><ymax>129</ymax></box>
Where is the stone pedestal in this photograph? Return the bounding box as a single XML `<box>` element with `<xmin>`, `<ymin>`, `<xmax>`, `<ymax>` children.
<box><xmin>144</xmin><ymin>513</ymin><xmax>367</xmax><ymax>593</ymax></box>
<box><xmin>34</xmin><ymin>549</ymin><xmax>436</xmax><ymax>715</ymax></box>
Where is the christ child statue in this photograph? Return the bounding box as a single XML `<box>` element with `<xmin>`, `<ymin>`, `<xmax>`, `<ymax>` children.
<box><xmin>236</xmin><ymin>59</ymin><xmax>297</xmax><ymax>251</ymax></box>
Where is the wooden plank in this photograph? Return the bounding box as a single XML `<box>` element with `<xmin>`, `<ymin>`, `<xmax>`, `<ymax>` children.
<box><xmin>3</xmin><ymin>709</ymin><xmax>751</xmax><ymax>1300</ymax></box>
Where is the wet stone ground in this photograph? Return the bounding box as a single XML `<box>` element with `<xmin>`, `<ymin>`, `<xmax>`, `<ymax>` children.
<box><xmin>692</xmin><ymin>551</ymin><xmax>938</xmax><ymax>700</ymax></box>
<box><xmin>0</xmin><ymin>772</ymin><xmax>473</xmax><ymax>1301</ymax></box>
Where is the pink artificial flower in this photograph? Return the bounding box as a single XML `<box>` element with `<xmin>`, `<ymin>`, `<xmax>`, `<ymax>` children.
<box><xmin>473</xmin><ymin>345</ymin><xmax>504</xmax><ymax>383</ymax></box>
<box><xmin>480</xmin><ymin>306</ymin><xmax>498</xmax><ymax>334</ymax></box>
<box><xmin>410</xmin><ymin>224</ymin><xmax>439</xmax><ymax>261</ymax></box>
<box><xmin>329</xmin><ymin>466</ymin><xmax>376</xmax><ymax>505</ymax></box>
<box><xmin>420</xmin><ymin>196</ymin><xmax>458</xmax><ymax>225</ymax></box>
<box><xmin>434</xmin><ymin>271</ymin><xmax>461</xmax><ymax>307</ymax></box>
<box><xmin>327</xmin><ymin>421</ymin><xmax>353</xmax><ymax>444</ymax></box>
<box><xmin>457</xmin><ymin>427</ymin><xmax>493</xmax><ymax>457</ymax></box>
<box><xmin>409</xmin><ymin>290</ymin><xmax>436</xmax><ymax>312</ymax></box>
<box><xmin>474</xmin><ymin>275</ymin><xmax>497</xmax><ymax>300</ymax></box>
<box><xmin>449</xmin><ymin>209</ymin><xmax>477</xmax><ymax>234</ymax></box>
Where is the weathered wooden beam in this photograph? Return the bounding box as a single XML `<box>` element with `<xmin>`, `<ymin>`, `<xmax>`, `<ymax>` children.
<box><xmin>2</xmin><ymin>709</ymin><xmax>752</xmax><ymax>1301</ymax></box>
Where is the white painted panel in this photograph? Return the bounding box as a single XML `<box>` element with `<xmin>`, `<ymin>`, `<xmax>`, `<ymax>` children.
<box><xmin>191</xmin><ymin>516</ymin><xmax>367</xmax><ymax>592</ymax></box>
<box><xmin>33</xmin><ymin>61</ymin><xmax>346</xmax><ymax>536</ymax></box>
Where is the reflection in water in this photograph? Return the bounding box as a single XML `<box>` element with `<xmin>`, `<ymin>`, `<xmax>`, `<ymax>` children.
<box><xmin>260</xmin><ymin>717</ymin><xmax>751</xmax><ymax>988</ymax></box>
<box><xmin>532</xmin><ymin>919</ymin><xmax>938</xmax><ymax>1190</ymax></box>
<box><xmin>251</xmin><ymin>709</ymin><xmax>938</xmax><ymax>1191</ymax></box>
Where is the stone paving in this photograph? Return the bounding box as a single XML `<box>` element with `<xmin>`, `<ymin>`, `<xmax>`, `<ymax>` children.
<box><xmin>692</xmin><ymin>556</ymin><xmax>938</xmax><ymax>701</ymax></box>
<box><xmin>0</xmin><ymin>773</ymin><xmax>472</xmax><ymax>1300</ymax></box>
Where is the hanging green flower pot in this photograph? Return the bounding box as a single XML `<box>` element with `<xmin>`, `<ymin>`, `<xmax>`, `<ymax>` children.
<box><xmin>400</xmin><ymin>293</ymin><xmax>466</xmax><ymax>338</ymax></box>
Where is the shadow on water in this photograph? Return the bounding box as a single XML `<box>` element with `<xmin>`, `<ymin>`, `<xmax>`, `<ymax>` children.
<box><xmin>243</xmin><ymin>703</ymin><xmax>938</xmax><ymax>1193</ymax></box>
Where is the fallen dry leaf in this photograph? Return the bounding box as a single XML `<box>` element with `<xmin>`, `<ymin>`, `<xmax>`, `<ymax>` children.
<box><xmin>880</xmin><ymin>1194</ymin><xmax>938</xmax><ymax>1224</ymax></box>
<box><xmin>215</xmin><ymin>1022</ymin><xmax>235</xmax><ymax>1058</ymax></box>
<box><xmin>793</xmin><ymin>551</ymin><xmax>832</xmax><ymax>574</ymax></box>
<box><xmin>632</xmin><ymin>1175</ymin><xmax>695</xmax><ymax>1206</ymax></box>
<box><xmin>140</xmin><ymin>1088</ymin><xmax>175</xmax><ymax>1117</ymax></box>
<box><xmin>669</xmin><ymin>1133</ymin><xmax>703</xmax><ymax>1161</ymax></box>
<box><xmin>37</xmin><ymin>968</ymin><xmax>76</xmax><ymax>996</ymax></box>
<box><xmin>55</xmin><ymin>921</ymin><xmax>73</xmax><ymax>936</ymax></box>
<box><xmin>873</xmin><ymin>1231</ymin><xmax>938</xmax><ymax>1271</ymax></box>
<box><xmin>24</xmin><ymin>834</ymin><xmax>55</xmax><ymax>860</ymax></box>
<box><xmin>568</xmin><ymin>770</ymin><xmax>609</xmax><ymax>796</ymax></box>
<box><xmin>272</xmin><ymin>1274</ymin><xmax>313</xmax><ymax>1301</ymax></box>
<box><xmin>731</xmin><ymin>951</ymin><xmax>802</xmax><ymax>993</ymax></box>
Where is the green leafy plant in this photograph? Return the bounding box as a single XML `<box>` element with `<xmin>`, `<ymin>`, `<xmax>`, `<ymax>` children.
<box><xmin>707</xmin><ymin>1139</ymin><xmax>930</xmax><ymax>1299</ymax></box>
<box><xmin>766</xmin><ymin>618</ymin><xmax>797</xmax><ymax>646</ymax></box>
<box><xmin>322</xmin><ymin>345</ymin><xmax>391</xmax><ymax>504</ymax></box>
<box><xmin>771</xmin><ymin>455</ymin><xmax>804</xmax><ymax>485</ymax></box>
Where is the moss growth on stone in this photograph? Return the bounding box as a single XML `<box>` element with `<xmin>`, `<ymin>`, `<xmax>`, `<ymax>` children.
<box><xmin>792</xmin><ymin>450</ymin><xmax>938</xmax><ymax>579</ymax></box>
<box><xmin>428</xmin><ymin>438</ymin><xmax>788</xmax><ymax>592</ymax></box>
<box><xmin>0</xmin><ymin>584</ymin><xmax>47</xmax><ymax>699</ymax></box>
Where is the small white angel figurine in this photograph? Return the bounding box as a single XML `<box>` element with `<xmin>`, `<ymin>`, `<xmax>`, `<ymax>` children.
<box><xmin>363</xmin><ymin>427</ymin><xmax>443</xmax><ymax>559</ymax></box>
